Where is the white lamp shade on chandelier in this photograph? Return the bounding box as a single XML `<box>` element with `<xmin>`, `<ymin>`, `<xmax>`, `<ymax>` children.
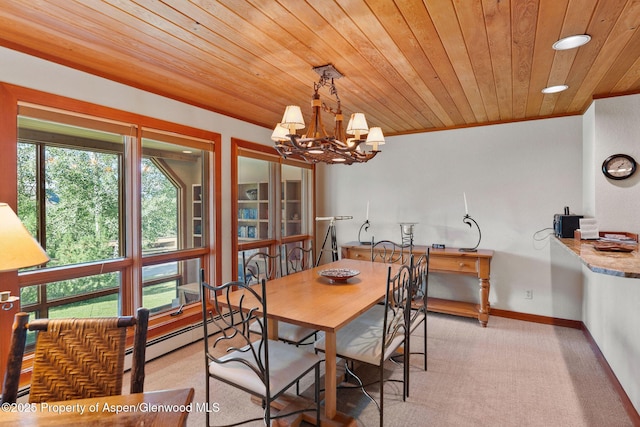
<box><xmin>365</xmin><ymin>127</ymin><xmax>385</xmax><ymax>151</ymax></box>
<box><xmin>346</xmin><ymin>113</ymin><xmax>369</xmax><ymax>137</ymax></box>
<box><xmin>281</xmin><ymin>105</ymin><xmax>305</xmax><ymax>134</ymax></box>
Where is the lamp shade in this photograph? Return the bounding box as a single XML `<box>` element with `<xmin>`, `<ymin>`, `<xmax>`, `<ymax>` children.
<box><xmin>270</xmin><ymin>123</ymin><xmax>289</xmax><ymax>142</ymax></box>
<box><xmin>365</xmin><ymin>127</ymin><xmax>385</xmax><ymax>151</ymax></box>
<box><xmin>346</xmin><ymin>113</ymin><xmax>369</xmax><ymax>136</ymax></box>
<box><xmin>281</xmin><ymin>106</ymin><xmax>305</xmax><ymax>130</ymax></box>
<box><xmin>0</xmin><ymin>203</ymin><xmax>49</xmax><ymax>272</ymax></box>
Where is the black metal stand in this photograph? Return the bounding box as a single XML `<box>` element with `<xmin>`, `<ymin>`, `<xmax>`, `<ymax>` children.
<box><xmin>459</xmin><ymin>214</ymin><xmax>481</xmax><ymax>252</ymax></box>
<box><xmin>358</xmin><ymin>220</ymin><xmax>371</xmax><ymax>244</ymax></box>
<box><xmin>316</xmin><ymin>216</ymin><xmax>352</xmax><ymax>265</ymax></box>
<box><xmin>318</xmin><ymin>218</ymin><xmax>338</xmax><ymax>265</ymax></box>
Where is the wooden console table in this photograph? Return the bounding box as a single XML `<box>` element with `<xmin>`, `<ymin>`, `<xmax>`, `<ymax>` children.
<box><xmin>341</xmin><ymin>241</ymin><xmax>494</xmax><ymax>327</ymax></box>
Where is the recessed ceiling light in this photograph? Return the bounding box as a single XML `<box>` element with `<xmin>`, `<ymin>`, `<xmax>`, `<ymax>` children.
<box><xmin>553</xmin><ymin>34</ymin><xmax>591</xmax><ymax>50</ymax></box>
<box><xmin>541</xmin><ymin>84</ymin><xmax>569</xmax><ymax>94</ymax></box>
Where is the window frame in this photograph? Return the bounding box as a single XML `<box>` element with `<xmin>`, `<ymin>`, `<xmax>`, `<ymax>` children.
<box><xmin>0</xmin><ymin>83</ymin><xmax>222</xmax><ymax>381</ymax></box>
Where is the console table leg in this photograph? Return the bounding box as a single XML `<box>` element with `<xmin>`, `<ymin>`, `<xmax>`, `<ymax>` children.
<box><xmin>478</xmin><ymin>277</ymin><xmax>490</xmax><ymax>327</ymax></box>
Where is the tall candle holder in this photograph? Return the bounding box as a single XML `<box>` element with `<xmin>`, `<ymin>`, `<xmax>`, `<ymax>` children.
<box><xmin>399</xmin><ymin>222</ymin><xmax>417</xmax><ymax>247</ymax></box>
<box><xmin>459</xmin><ymin>214</ymin><xmax>481</xmax><ymax>252</ymax></box>
<box><xmin>358</xmin><ymin>220</ymin><xmax>371</xmax><ymax>244</ymax></box>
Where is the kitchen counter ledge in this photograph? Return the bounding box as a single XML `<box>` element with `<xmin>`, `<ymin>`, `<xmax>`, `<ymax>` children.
<box><xmin>556</xmin><ymin>237</ymin><xmax>640</xmax><ymax>278</ymax></box>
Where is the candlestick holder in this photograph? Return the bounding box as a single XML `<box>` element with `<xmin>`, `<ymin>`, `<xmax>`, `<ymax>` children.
<box><xmin>459</xmin><ymin>214</ymin><xmax>481</xmax><ymax>252</ymax></box>
<box><xmin>358</xmin><ymin>220</ymin><xmax>372</xmax><ymax>244</ymax></box>
<box><xmin>399</xmin><ymin>222</ymin><xmax>417</xmax><ymax>248</ymax></box>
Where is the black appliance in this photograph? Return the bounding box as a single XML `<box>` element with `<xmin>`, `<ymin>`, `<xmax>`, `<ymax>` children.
<box><xmin>554</xmin><ymin>206</ymin><xmax>583</xmax><ymax>238</ymax></box>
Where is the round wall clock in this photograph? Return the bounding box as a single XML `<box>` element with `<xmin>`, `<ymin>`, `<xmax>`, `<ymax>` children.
<box><xmin>602</xmin><ymin>154</ymin><xmax>637</xmax><ymax>180</ymax></box>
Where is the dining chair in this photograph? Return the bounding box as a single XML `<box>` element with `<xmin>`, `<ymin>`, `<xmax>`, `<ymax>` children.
<box><xmin>199</xmin><ymin>269</ymin><xmax>321</xmax><ymax>427</ymax></box>
<box><xmin>281</xmin><ymin>242</ymin><xmax>318</xmax><ymax>343</ymax></box>
<box><xmin>314</xmin><ymin>264</ymin><xmax>411</xmax><ymax>427</ymax></box>
<box><xmin>371</xmin><ymin>238</ymin><xmax>412</xmax><ymax>264</ymax></box>
<box><xmin>405</xmin><ymin>251</ymin><xmax>429</xmax><ymax>397</ymax></box>
<box><xmin>1</xmin><ymin>307</ymin><xmax>149</xmax><ymax>404</ymax></box>
<box><xmin>283</xmin><ymin>242</ymin><xmax>315</xmax><ymax>276</ymax></box>
<box><xmin>244</xmin><ymin>248</ymin><xmax>316</xmax><ymax>351</ymax></box>
<box><xmin>242</xmin><ymin>250</ymin><xmax>283</xmax><ymax>284</ymax></box>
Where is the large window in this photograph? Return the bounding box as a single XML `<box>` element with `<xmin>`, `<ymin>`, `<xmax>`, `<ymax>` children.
<box><xmin>140</xmin><ymin>130</ymin><xmax>207</xmax><ymax>313</ymax></box>
<box><xmin>14</xmin><ymin>102</ymin><xmax>215</xmax><ymax>321</ymax></box>
<box><xmin>17</xmin><ymin>113</ymin><xmax>125</xmax><ymax>268</ymax></box>
<box><xmin>17</xmin><ymin>110</ymin><xmax>127</xmax><ymax>319</ymax></box>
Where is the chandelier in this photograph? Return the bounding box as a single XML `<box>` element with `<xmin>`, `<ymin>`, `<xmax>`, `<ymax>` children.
<box><xmin>271</xmin><ymin>64</ymin><xmax>384</xmax><ymax>165</ymax></box>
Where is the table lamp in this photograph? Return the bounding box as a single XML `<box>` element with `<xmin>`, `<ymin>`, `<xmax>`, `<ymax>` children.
<box><xmin>0</xmin><ymin>202</ymin><xmax>50</xmax><ymax>310</ymax></box>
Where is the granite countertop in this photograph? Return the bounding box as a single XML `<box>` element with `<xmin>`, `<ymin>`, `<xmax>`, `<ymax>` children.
<box><xmin>555</xmin><ymin>237</ymin><xmax>640</xmax><ymax>278</ymax></box>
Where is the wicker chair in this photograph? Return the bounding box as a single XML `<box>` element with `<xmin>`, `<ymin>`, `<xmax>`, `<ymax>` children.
<box><xmin>1</xmin><ymin>307</ymin><xmax>149</xmax><ymax>404</ymax></box>
<box><xmin>200</xmin><ymin>269</ymin><xmax>321</xmax><ymax>426</ymax></box>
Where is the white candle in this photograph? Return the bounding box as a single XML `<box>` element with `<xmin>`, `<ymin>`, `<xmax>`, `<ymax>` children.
<box><xmin>366</xmin><ymin>201</ymin><xmax>370</xmax><ymax>221</ymax></box>
<box><xmin>464</xmin><ymin>192</ymin><xmax>468</xmax><ymax>215</ymax></box>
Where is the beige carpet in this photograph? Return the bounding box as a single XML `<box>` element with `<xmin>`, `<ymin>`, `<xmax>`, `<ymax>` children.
<box><xmin>125</xmin><ymin>313</ymin><xmax>635</xmax><ymax>426</ymax></box>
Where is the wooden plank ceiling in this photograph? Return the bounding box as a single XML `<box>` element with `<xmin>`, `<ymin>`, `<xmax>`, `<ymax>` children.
<box><xmin>0</xmin><ymin>0</ymin><xmax>639</xmax><ymax>136</ymax></box>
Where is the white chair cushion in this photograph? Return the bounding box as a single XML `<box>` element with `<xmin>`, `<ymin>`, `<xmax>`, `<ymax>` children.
<box><xmin>249</xmin><ymin>319</ymin><xmax>316</xmax><ymax>343</ymax></box>
<box><xmin>209</xmin><ymin>340</ymin><xmax>320</xmax><ymax>397</ymax></box>
<box><xmin>278</xmin><ymin>322</ymin><xmax>316</xmax><ymax>343</ymax></box>
<box><xmin>315</xmin><ymin>309</ymin><xmax>405</xmax><ymax>366</ymax></box>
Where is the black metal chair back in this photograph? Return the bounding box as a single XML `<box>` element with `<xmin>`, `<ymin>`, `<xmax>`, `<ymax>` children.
<box><xmin>199</xmin><ymin>269</ymin><xmax>321</xmax><ymax>426</ymax></box>
<box><xmin>371</xmin><ymin>239</ymin><xmax>412</xmax><ymax>264</ymax></box>
<box><xmin>383</xmin><ymin>263</ymin><xmax>412</xmax><ymax>354</ymax></box>
<box><xmin>201</xmin><ymin>275</ymin><xmax>269</xmax><ymax>385</ymax></box>
<box><xmin>283</xmin><ymin>242</ymin><xmax>315</xmax><ymax>275</ymax></box>
<box><xmin>242</xmin><ymin>250</ymin><xmax>282</xmax><ymax>284</ymax></box>
<box><xmin>404</xmin><ymin>251</ymin><xmax>429</xmax><ymax>396</ymax></box>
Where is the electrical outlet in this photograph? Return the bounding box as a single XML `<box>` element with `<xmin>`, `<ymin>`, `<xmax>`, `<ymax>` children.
<box><xmin>525</xmin><ymin>290</ymin><xmax>533</xmax><ymax>300</ymax></box>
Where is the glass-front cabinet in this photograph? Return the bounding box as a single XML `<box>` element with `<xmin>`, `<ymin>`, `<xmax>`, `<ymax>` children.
<box><xmin>237</xmin><ymin>157</ymin><xmax>271</xmax><ymax>242</ymax></box>
<box><xmin>235</xmin><ymin>142</ymin><xmax>313</xmax><ymax>282</ymax></box>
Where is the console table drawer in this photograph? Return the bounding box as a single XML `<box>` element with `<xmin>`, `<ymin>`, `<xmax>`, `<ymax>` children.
<box><xmin>344</xmin><ymin>248</ymin><xmax>370</xmax><ymax>260</ymax></box>
<box><xmin>430</xmin><ymin>256</ymin><xmax>478</xmax><ymax>274</ymax></box>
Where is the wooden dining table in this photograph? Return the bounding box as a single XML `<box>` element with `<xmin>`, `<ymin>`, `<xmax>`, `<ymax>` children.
<box><xmin>0</xmin><ymin>388</ymin><xmax>194</xmax><ymax>426</ymax></box>
<box><xmin>226</xmin><ymin>258</ymin><xmax>394</xmax><ymax>422</ymax></box>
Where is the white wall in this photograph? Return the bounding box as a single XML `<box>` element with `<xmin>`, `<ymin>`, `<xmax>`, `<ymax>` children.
<box><xmin>318</xmin><ymin>117</ymin><xmax>584</xmax><ymax>320</ymax></box>
<box><xmin>580</xmin><ymin>94</ymin><xmax>640</xmax><ymax>414</ymax></box>
<box><xmin>592</xmin><ymin>94</ymin><xmax>640</xmax><ymax>231</ymax></box>
<box><xmin>0</xmin><ymin>46</ymin><xmax>273</xmax><ymax>281</ymax></box>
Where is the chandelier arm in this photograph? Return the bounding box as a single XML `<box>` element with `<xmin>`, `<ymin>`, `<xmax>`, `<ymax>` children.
<box><xmin>326</xmin><ymin>138</ymin><xmax>369</xmax><ymax>153</ymax></box>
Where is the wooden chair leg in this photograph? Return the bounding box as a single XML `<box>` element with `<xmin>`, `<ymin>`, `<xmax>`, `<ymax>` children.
<box><xmin>1</xmin><ymin>312</ymin><xmax>29</xmax><ymax>404</ymax></box>
<box><xmin>130</xmin><ymin>307</ymin><xmax>149</xmax><ymax>394</ymax></box>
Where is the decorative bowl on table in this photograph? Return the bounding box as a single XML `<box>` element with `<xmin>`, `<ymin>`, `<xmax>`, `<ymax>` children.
<box><xmin>245</xmin><ymin>189</ymin><xmax>258</xmax><ymax>200</ymax></box>
<box><xmin>319</xmin><ymin>268</ymin><xmax>360</xmax><ymax>283</ymax></box>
